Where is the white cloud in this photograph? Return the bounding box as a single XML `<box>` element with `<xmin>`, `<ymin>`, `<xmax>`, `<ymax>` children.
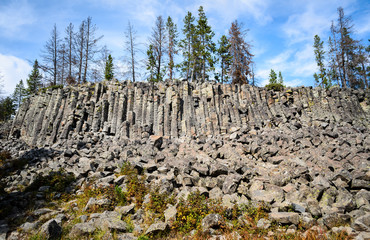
<box><xmin>256</xmin><ymin>44</ymin><xmax>317</xmax><ymax>87</ymax></box>
<box><xmin>0</xmin><ymin>0</ymin><xmax>36</xmax><ymax>37</ymax></box>
<box><xmin>201</xmin><ymin>0</ymin><xmax>272</xmax><ymax>26</ymax></box>
<box><xmin>0</xmin><ymin>54</ymin><xmax>32</xmax><ymax>96</ymax></box>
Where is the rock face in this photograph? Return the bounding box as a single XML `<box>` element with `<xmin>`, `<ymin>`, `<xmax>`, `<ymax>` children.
<box><xmin>9</xmin><ymin>80</ymin><xmax>369</xmax><ymax>146</ymax></box>
<box><xmin>1</xmin><ymin>81</ymin><xmax>370</xmax><ymax>239</ymax></box>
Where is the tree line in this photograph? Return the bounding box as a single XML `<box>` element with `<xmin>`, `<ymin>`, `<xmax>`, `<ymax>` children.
<box><xmin>145</xmin><ymin>7</ymin><xmax>254</xmax><ymax>84</ymax></box>
<box><xmin>3</xmin><ymin>5</ymin><xmax>370</xmax><ymax>121</ymax></box>
<box><xmin>313</xmin><ymin>7</ymin><xmax>369</xmax><ymax>89</ymax></box>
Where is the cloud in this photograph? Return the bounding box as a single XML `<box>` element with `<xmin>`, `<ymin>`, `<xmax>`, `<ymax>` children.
<box><xmin>281</xmin><ymin>0</ymin><xmax>358</xmax><ymax>45</ymax></box>
<box><xmin>201</xmin><ymin>0</ymin><xmax>272</xmax><ymax>26</ymax></box>
<box><xmin>0</xmin><ymin>54</ymin><xmax>32</xmax><ymax>96</ymax></box>
<box><xmin>256</xmin><ymin>44</ymin><xmax>317</xmax><ymax>87</ymax></box>
<box><xmin>0</xmin><ymin>0</ymin><xmax>36</xmax><ymax>37</ymax></box>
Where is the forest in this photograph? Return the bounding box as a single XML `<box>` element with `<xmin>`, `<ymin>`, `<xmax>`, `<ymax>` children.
<box><xmin>0</xmin><ymin>6</ymin><xmax>369</xmax><ymax>121</ymax></box>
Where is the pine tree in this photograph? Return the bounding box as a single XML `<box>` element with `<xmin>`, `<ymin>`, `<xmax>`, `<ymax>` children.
<box><xmin>179</xmin><ymin>11</ymin><xmax>196</xmax><ymax>80</ymax></box>
<box><xmin>228</xmin><ymin>20</ymin><xmax>253</xmax><ymax>84</ymax></box>
<box><xmin>146</xmin><ymin>44</ymin><xmax>156</xmax><ymax>82</ymax></box>
<box><xmin>166</xmin><ymin>16</ymin><xmax>178</xmax><ymax>81</ymax></box>
<box><xmin>149</xmin><ymin>16</ymin><xmax>167</xmax><ymax>82</ymax></box>
<box><xmin>13</xmin><ymin>79</ymin><xmax>26</xmax><ymax>107</ymax></box>
<box><xmin>195</xmin><ymin>6</ymin><xmax>216</xmax><ymax>82</ymax></box>
<box><xmin>269</xmin><ymin>69</ymin><xmax>277</xmax><ymax>84</ymax></box>
<box><xmin>217</xmin><ymin>35</ymin><xmax>232</xmax><ymax>83</ymax></box>
<box><xmin>278</xmin><ymin>71</ymin><xmax>283</xmax><ymax>84</ymax></box>
<box><xmin>0</xmin><ymin>97</ymin><xmax>16</xmax><ymax>121</ymax></box>
<box><xmin>313</xmin><ymin>35</ymin><xmax>331</xmax><ymax>88</ymax></box>
<box><xmin>27</xmin><ymin>60</ymin><xmax>43</xmax><ymax>94</ymax></box>
<box><xmin>104</xmin><ymin>54</ymin><xmax>114</xmax><ymax>81</ymax></box>
<box><xmin>266</xmin><ymin>69</ymin><xmax>284</xmax><ymax>91</ymax></box>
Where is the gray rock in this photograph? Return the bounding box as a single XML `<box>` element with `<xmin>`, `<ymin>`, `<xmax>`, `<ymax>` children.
<box><xmin>117</xmin><ymin>233</ymin><xmax>137</xmax><ymax>240</ymax></box>
<box><xmin>69</xmin><ymin>222</ymin><xmax>96</xmax><ymax>237</ymax></box>
<box><xmin>95</xmin><ymin>216</ymin><xmax>128</xmax><ymax>232</ymax></box>
<box><xmin>209</xmin><ymin>164</ymin><xmax>228</xmax><ymax>177</ymax></box>
<box><xmin>164</xmin><ymin>205</ymin><xmax>177</xmax><ymax>223</ymax></box>
<box><xmin>269</xmin><ymin>212</ymin><xmax>300</xmax><ymax>225</ymax></box>
<box><xmin>351</xmin><ymin>213</ymin><xmax>370</xmax><ymax>232</ymax></box>
<box><xmin>257</xmin><ymin>218</ymin><xmax>271</xmax><ymax>229</ymax></box>
<box><xmin>115</xmin><ymin>204</ymin><xmax>135</xmax><ymax>216</ymax></box>
<box><xmin>39</xmin><ymin>219</ymin><xmax>62</xmax><ymax>240</ymax></box>
<box><xmin>201</xmin><ymin>214</ymin><xmax>224</xmax><ymax>230</ymax></box>
<box><xmin>145</xmin><ymin>222</ymin><xmax>168</xmax><ymax>235</ymax></box>
<box><xmin>20</xmin><ymin>221</ymin><xmax>40</xmax><ymax>232</ymax></box>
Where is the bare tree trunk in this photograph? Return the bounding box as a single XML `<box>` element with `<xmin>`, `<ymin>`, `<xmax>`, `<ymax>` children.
<box><xmin>129</xmin><ymin>25</ymin><xmax>136</xmax><ymax>82</ymax></box>
<box><xmin>83</xmin><ymin>17</ymin><xmax>91</xmax><ymax>83</ymax></box>
<box><xmin>77</xmin><ymin>21</ymin><xmax>85</xmax><ymax>84</ymax></box>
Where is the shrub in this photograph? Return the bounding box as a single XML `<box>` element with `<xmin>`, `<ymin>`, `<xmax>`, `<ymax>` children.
<box><xmin>265</xmin><ymin>83</ymin><xmax>285</xmax><ymax>91</ymax></box>
<box><xmin>120</xmin><ymin>162</ymin><xmax>147</xmax><ymax>208</ymax></box>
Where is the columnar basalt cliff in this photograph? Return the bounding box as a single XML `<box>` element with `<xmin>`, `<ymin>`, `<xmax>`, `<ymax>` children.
<box><xmin>1</xmin><ymin>81</ymin><xmax>370</xmax><ymax>239</ymax></box>
<box><xmin>10</xmin><ymin>80</ymin><xmax>370</xmax><ymax>146</ymax></box>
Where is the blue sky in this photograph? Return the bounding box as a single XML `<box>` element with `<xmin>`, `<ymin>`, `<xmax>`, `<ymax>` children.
<box><xmin>0</xmin><ymin>0</ymin><xmax>369</xmax><ymax>96</ymax></box>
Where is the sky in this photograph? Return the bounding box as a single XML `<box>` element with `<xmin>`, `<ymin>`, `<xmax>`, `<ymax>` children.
<box><xmin>0</xmin><ymin>0</ymin><xmax>369</xmax><ymax>96</ymax></box>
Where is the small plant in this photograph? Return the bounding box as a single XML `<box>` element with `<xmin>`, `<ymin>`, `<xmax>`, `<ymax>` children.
<box><xmin>145</xmin><ymin>186</ymin><xmax>175</xmax><ymax>223</ymax></box>
<box><xmin>120</xmin><ymin>162</ymin><xmax>147</xmax><ymax>208</ymax></box>
<box><xmin>114</xmin><ymin>185</ymin><xmax>128</xmax><ymax>206</ymax></box>
<box><xmin>172</xmin><ymin>191</ymin><xmax>225</xmax><ymax>233</ymax></box>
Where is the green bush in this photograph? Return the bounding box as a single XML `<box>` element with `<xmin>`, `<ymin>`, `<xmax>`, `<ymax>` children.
<box><xmin>265</xmin><ymin>83</ymin><xmax>285</xmax><ymax>91</ymax></box>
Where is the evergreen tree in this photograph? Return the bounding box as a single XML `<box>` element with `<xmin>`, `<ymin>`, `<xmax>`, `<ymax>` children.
<box><xmin>269</xmin><ymin>69</ymin><xmax>277</xmax><ymax>84</ymax></box>
<box><xmin>27</xmin><ymin>60</ymin><xmax>43</xmax><ymax>95</ymax></box>
<box><xmin>146</xmin><ymin>44</ymin><xmax>156</xmax><ymax>82</ymax></box>
<box><xmin>179</xmin><ymin>11</ymin><xmax>196</xmax><ymax>80</ymax></box>
<box><xmin>0</xmin><ymin>97</ymin><xmax>16</xmax><ymax>121</ymax></box>
<box><xmin>266</xmin><ymin>69</ymin><xmax>284</xmax><ymax>91</ymax></box>
<box><xmin>195</xmin><ymin>6</ymin><xmax>216</xmax><ymax>82</ymax></box>
<box><xmin>104</xmin><ymin>54</ymin><xmax>114</xmax><ymax>81</ymax></box>
<box><xmin>313</xmin><ymin>35</ymin><xmax>331</xmax><ymax>88</ymax></box>
<box><xmin>278</xmin><ymin>71</ymin><xmax>284</xmax><ymax>84</ymax></box>
<box><xmin>13</xmin><ymin>79</ymin><xmax>26</xmax><ymax>108</ymax></box>
<box><xmin>228</xmin><ymin>20</ymin><xmax>253</xmax><ymax>84</ymax></box>
<box><xmin>217</xmin><ymin>35</ymin><xmax>232</xmax><ymax>83</ymax></box>
<box><xmin>166</xmin><ymin>16</ymin><xmax>178</xmax><ymax>81</ymax></box>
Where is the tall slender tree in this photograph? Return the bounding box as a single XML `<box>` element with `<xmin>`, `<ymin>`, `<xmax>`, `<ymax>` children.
<box><xmin>313</xmin><ymin>35</ymin><xmax>330</xmax><ymax>88</ymax></box>
<box><xmin>83</xmin><ymin>17</ymin><xmax>103</xmax><ymax>83</ymax></box>
<box><xmin>146</xmin><ymin>44</ymin><xmax>156</xmax><ymax>82</ymax></box>
<box><xmin>42</xmin><ymin>24</ymin><xmax>61</xmax><ymax>86</ymax></box>
<box><xmin>13</xmin><ymin>79</ymin><xmax>26</xmax><ymax>107</ymax></box>
<box><xmin>179</xmin><ymin>11</ymin><xmax>196</xmax><ymax>80</ymax></box>
<box><xmin>228</xmin><ymin>20</ymin><xmax>253</xmax><ymax>85</ymax></box>
<box><xmin>124</xmin><ymin>21</ymin><xmax>139</xmax><ymax>82</ymax></box>
<box><xmin>58</xmin><ymin>43</ymin><xmax>68</xmax><ymax>85</ymax></box>
<box><xmin>104</xmin><ymin>54</ymin><xmax>114</xmax><ymax>81</ymax></box>
<box><xmin>217</xmin><ymin>35</ymin><xmax>232</xmax><ymax>83</ymax></box>
<box><xmin>65</xmin><ymin>23</ymin><xmax>75</xmax><ymax>84</ymax></box>
<box><xmin>166</xmin><ymin>16</ymin><xmax>178</xmax><ymax>81</ymax></box>
<box><xmin>149</xmin><ymin>16</ymin><xmax>167</xmax><ymax>82</ymax></box>
<box><xmin>27</xmin><ymin>60</ymin><xmax>43</xmax><ymax>94</ymax></box>
<box><xmin>75</xmin><ymin>20</ymin><xmax>86</xmax><ymax>84</ymax></box>
<box><xmin>328</xmin><ymin>7</ymin><xmax>360</xmax><ymax>88</ymax></box>
<box><xmin>195</xmin><ymin>6</ymin><xmax>216</xmax><ymax>82</ymax></box>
